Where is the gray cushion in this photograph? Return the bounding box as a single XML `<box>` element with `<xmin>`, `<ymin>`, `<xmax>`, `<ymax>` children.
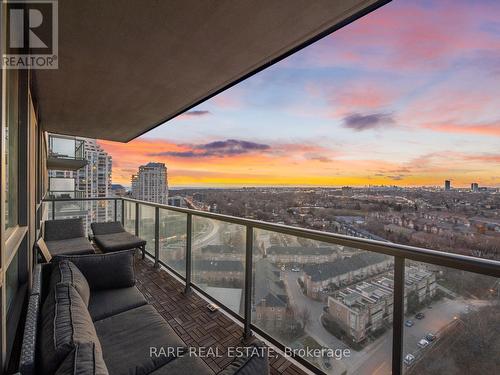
<box><xmin>41</xmin><ymin>283</ymin><xmax>103</xmax><ymax>375</ymax></box>
<box><xmin>94</xmin><ymin>304</ymin><xmax>186</xmax><ymax>375</ymax></box>
<box><xmin>149</xmin><ymin>355</ymin><xmax>214</xmax><ymax>375</ymax></box>
<box><xmin>94</xmin><ymin>232</ymin><xmax>146</xmax><ymax>252</ymax></box>
<box><xmin>218</xmin><ymin>342</ymin><xmax>270</xmax><ymax>375</ymax></box>
<box><xmin>45</xmin><ymin>219</ymin><xmax>86</xmax><ymax>241</ymax></box>
<box><xmin>53</xmin><ymin>250</ymin><xmax>136</xmax><ymax>290</ymax></box>
<box><xmin>55</xmin><ymin>342</ymin><xmax>109</xmax><ymax>375</ymax></box>
<box><xmin>91</xmin><ymin>221</ymin><xmax>125</xmax><ymax>235</ymax></box>
<box><xmin>89</xmin><ymin>286</ymin><xmax>147</xmax><ymax>321</ymax></box>
<box><xmin>46</xmin><ymin>238</ymin><xmax>95</xmax><ymax>256</ymax></box>
<box><xmin>50</xmin><ymin>260</ymin><xmax>91</xmax><ymax>306</ymax></box>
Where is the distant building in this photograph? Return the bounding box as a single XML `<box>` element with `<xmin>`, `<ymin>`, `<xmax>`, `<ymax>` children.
<box><xmin>266</xmin><ymin>246</ymin><xmax>338</xmax><ymax>265</ymax></box>
<box><xmin>253</xmin><ymin>259</ymin><xmax>289</xmax><ymax>328</ymax></box>
<box><xmin>445</xmin><ymin>180</ymin><xmax>451</xmax><ymax>191</ymax></box>
<box><xmin>131</xmin><ymin>162</ymin><xmax>168</xmax><ymax>204</ymax></box>
<box><xmin>302</xmin><ymin>252</ymin><xmax>392</xmax><ymax>299</ymax></box>
<box><xmin>471</xmin><ymin>182</ymin><xmax>479</xmax><ymax>192</ymax></box>
<box><xmin>200</xmin><ymin>245</ymin><xmax>245</xmax><ymax>261</ymax></box>
<box><xmin>193</xmin><ymin>260</ymin><xmax>244</xmax><ymax>286</ymax></box>
<box><xmin>111</xmin><ymin>184</ymin><xmax>127</xmax><ymax>197</ymax></box>
<box><xmin>167</xmin><ymin>195</ymin><xmax>185</xmax><ymax>207</ymax></box>
<box><xmin>328</xmin><ymin>267</ymin><xmax>436</xmax><ymax>343</ymax></box>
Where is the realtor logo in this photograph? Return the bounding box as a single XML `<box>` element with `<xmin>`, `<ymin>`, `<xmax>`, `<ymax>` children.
<box><xmin>2</xmin><ymin>0</ymin><xmax>58</xmax><ymax>69</ymax></box>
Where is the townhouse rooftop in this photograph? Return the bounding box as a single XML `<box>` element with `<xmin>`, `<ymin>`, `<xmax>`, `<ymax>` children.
<box><xmin>303</xmin><ymin>252</ymin><xmax>390</xmax><ymax>282</ymax></box>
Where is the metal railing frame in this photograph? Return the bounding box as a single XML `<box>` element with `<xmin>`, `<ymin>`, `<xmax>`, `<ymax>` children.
<box><xmin>44</xmin><ymin>196</ymin><xmax>500</xmax><ymax>375</ymax></box>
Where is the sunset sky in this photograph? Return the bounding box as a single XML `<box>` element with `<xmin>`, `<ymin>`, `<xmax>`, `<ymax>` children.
<box><xmin>99</xmin><ymin>0</ymin><xmax>500</xmax><ymax>188</ymax></box>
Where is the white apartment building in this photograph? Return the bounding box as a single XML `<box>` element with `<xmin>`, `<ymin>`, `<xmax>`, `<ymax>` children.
<box><xmin>131</xmin><ymin>162</ymin><xmax>168</xmax><ymax>204</ymax></box>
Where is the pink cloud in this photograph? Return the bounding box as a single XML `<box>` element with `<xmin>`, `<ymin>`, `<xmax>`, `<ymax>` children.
<box><xmin>291</xmin><ymin>0</ymin><xmax>500</xmax><ymax>72</ymax></box>
<box><xmin>423</xmin><ymin>122</ymin><xmax>500</xmax><ymax>137</ymax></box>
<box><xmin>328</xmin><ymin>82</ymin><xmax>398</xmax><ymax>116</ymax></box>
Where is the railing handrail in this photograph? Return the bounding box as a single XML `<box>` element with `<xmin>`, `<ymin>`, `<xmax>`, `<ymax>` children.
<box><xmin>43</xmin><ymin>195</ymin><xmax>500</xmax><ymax>375</ymax></box>
<box><xmin>42</xmin><ymin>196</ymin><xmax>500</xmax><ymax>278</ymax></box>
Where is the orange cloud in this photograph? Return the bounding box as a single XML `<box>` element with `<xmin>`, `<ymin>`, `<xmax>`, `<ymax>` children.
<box><xmin>98</xmin><ymin>138</ymin><xmax>500</xmax><ymax>188</ymax></box>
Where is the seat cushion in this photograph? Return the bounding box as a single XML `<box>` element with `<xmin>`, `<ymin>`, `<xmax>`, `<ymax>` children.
<box><xmin>53</xmin><ymin>250</ymin><xmax>136</xmax><ymax>290</ymax></box>
<box><xmin>94</xmin><ymin>305</ymin><xmax>185</xmax><ymax>375</ymax></box>
<box><xmin>89</xmin><ymin>287</ymin><xmax>147</xmax><ymax>321</ymax></box>
<box><xmin>50</xmin><ymin>260</ymin><xmax>91</xmax><ymax>306</ymax></box>
<box><xmin>55</xmin><ymin>342</ymin><xmax>109</xmax><ymax>375</ymax></box>
<box><xmin>46</xmin><ymin>237</ymin><xmax>95</xmax><ymax>256</ymax></box>
<box><xmin>91</xmin><ymin>221</ymin><xmax>126</xmax><ymax>235</ymax></box>
<box><xmin>149</xmin><ymin>355</ymin><xmax>214</xmax><ymax>375</ymax></box>
<box><xmin>94</xmin><ymin>232</ymin><xmax>146</xmax><ymax>252</ymax></box>
<box><xmin>41</xmin><ymin>283</ymin><xmax>103</xmax><ymax>375</ymax></box>
<box><xmin>45</xmin><ymin>218</ymin><xmax>86</xmax><ymax>241</ymax></box>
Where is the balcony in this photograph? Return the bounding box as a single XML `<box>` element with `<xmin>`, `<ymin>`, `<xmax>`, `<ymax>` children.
<box><xmin>47</xmin><ymin>134</ymin><xmax>87</xmax><ymax>170</ymax></box>
<box><xmin>43</xmin><ymin>196</ymin><xmax>500</xmax><ymax>375</ymax></box>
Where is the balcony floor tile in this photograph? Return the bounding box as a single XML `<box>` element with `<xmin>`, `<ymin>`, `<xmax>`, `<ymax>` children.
<box><xmin>134</xmin><ymin>256</ymin><xmax>308</xmax><ymax>375</ymax></box>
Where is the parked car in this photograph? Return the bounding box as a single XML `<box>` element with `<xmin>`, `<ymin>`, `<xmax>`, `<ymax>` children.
<box><xmin>417</xmin><ymin>338</ymin><xmax>430</xmax><ymax>348</ymax></box>
<box><xmin>415</xmin><ymin>312</ymin><xmax>425</xmax><ymax>319</ymax></box>
<box><xmin>425</xmin><ymin>333</ymin><xmax>436</xmax><ymax>342</ymax></box>
<box><xmin>291</xmin><ymin>267</ymin><xmax>301</xmax><ymax>272</ymax></box>
<box><xmin>405</xmin><ymin>320</ymin><xmax>414</xmax><ymax>327</ymax></box>
<box><xmin>404</xmin><ymin>354</ymin><xmax>415</xmax><ymax>366</ymax></box>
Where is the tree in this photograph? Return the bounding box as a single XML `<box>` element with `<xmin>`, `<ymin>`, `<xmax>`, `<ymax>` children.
<box><xmin>406</xmin><ymin>290</ymin><xmax>419</xmax><ymax>314</ymax></box>
<box><xmin>297</xmin><ymin>307</ymin><xmax>311</xmax><ymax>330</ymax></box>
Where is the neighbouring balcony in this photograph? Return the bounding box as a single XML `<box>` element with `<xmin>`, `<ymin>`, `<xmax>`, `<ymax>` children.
<box><xmin>47</xmin><ymin>134</ymin><xmax>87</xmax><ymax>170</ymax></box>
<box><xmin>42</xmin><ymin>196</ymin><xmax>500</xmax><ymax>375</ymax></box>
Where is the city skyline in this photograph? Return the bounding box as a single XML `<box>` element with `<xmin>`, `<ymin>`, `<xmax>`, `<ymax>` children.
<box><xmin>98</xmin><ymin>0</ymin><xmax>500</xmax><ymax>188</ymax></box>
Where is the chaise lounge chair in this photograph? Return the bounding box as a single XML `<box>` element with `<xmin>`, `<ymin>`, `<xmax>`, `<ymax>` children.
<box><xmin>91</xmin><ymin>221</ymin><xmax>146</xmax><ymax>258</ymax></box>
<box><xmin>42</xmin><ymin>218</ymin><xmax>95</xmax><ymax>257</ymax></box>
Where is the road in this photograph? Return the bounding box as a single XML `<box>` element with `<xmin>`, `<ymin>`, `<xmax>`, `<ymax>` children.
<box><xmin>284</xmin><ymin>271</ymin><xmax>480</xmax><ymax>375</ymax></box>
<box><xmin>192</xmin><ymin>218</ymin><xmax>220</xmax><ymax>248</ymax></box>
<box><xmin>284</xmin><ymin>271</ymin><xmax>350</xmax><ymax>375</ymax></box>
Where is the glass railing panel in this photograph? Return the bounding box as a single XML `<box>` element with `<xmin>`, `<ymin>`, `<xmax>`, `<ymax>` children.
<box><xmin>49</xmin><ymin>136</ymin><xmax>77</xmax><ymax>159</ymax></box>
<box><xmin>192</xmin><ymin>216</ymin><xmax>246</xmax><ymax>316</ymax></box>
<box><xmin>47</xmin><ymin>191</ymin><xmax>81</xmax><ymax>199</ymax></box>
<box><xmin>252</xmin><ymin>229</ymin><xmax>394</xmax><ymax>374</ymax></box>
<box><xmin>159</xmin><ymin>208</ymin><xmax>187</xmax><ymax>276</ymax></box>
<box><xmin>123</xmin><ymin>200</ymin><xmax>136</xmax><ymax>234</ymax></box>
<box><xmin>402</xmin><ymin>261</ymin><xmax>499</xmax><ymax>374</ymax></box>
<box><xmin>53</xmin><ymin>199</ymin><xmax>115</xmax><ymax>234</ymax></box>
<box><xmin>138</xmin><ymin>204</ymin><xmax>155</xmax><ymax>255</ymax></box>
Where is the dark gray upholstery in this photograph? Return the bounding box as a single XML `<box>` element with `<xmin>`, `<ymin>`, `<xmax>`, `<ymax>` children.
<box><xmin>40</xmin><ymin>283</ymin><xmax>103</xmax><ymax>375</ymax></box>
<box><xmin>89</xmin><ymin>287</ymin><xmax>147</xmax><ymax>322</ymax></box>
<box><xmin>94</xmin><ymin>305</ymin><xmax>186</xmax><ymax>375</ymax></box>
<box><xmin>19</xmin><ymin>256</ymin><xmax>269</xmax><ymax>375</ymax></box>
<box><xmin>91</xmin><ymin>221</ymin><xmax>125</xmax><ymax>235</ymax></box>
<box><xmin>50</xmin><ymin>260</ymin><xmax>91</xmax><ymax>306</ymax></box>
<box><xmin>218</xmin><ymin>342</ymin><xmax>270</xmax><ymax>375</ymax></box>
<box><xmin>148</xmin><ymin>355</ymin><xmax>213</xmax><ymax>374</ymax></box>
<box><xmin>55</xmin><ymin>342</ymin><xmax>109</xmax><ymax>375</ymax></box>
<box><xmin>94</xmin><ymin>232</ymin><xmax>147</xmax><ymax>253</ymax></box>
<box><xmin>46</xmin><ymin>237</ymin><xmax>95</xmax><ymax>256</ymax></box>
<box><xmin>45</xmin><ymin>218</ymin><xmax>86</xmax><ymax>241</ymax></box>
<box><xmin>53</xmin><ymin>250</ymin><xmax>136</xmax><ymax>290</ymax></box>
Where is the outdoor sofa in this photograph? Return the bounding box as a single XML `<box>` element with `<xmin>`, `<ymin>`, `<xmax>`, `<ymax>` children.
<box><xmin>18</xmin><ymin>250</ymin><xmax>270</xmax><ymax>374</ymax></box>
